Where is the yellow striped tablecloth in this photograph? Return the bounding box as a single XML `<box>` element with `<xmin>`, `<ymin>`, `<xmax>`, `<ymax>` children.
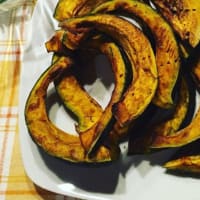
<box><xmin>0</xmin><ymin>1</ymin><xmax>79</xmax><ymax>199</ymax></box>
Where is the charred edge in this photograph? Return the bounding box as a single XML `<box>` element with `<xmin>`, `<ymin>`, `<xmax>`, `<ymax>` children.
<box><xmin>88</xmin><ymin>117</ymin><xmax>117</xmax><ymax>158</ymax></box>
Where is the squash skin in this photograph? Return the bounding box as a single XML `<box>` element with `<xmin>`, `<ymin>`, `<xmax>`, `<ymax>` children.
<box><xmin>128</xmin><ymin>77</ymin><xmax>190</xmax><ymax>154</ymax></box>
<box><xmin>54</xmin><ymin>0</ymin><xmax>109</xmax><ymax>21</ymax></box>
<box><xmin>151</xmin><ymin>0</ymin><xmax>200</xmax><ymax>47</ymax></box>
<box><xmin>45</xmin><ymin>32</ymin><xmax>128</xmax><ymax>152</ymax></box>
<box><xmin>78</xmin><ymin>41</ymin><xmax>127</xmax><ymax>153</ymax></box>
<box><xmin>45</xmin><ymin>30</ymin><xmax>66</xmax><ymax>53</ymax></box>
<box><xmin>151</xmin><ymin>105</ymin><xmax>200</xmax><ymax>148</ymax></box>
<box><xmin>60</xmin><ymin>14</ymin><xmax>158</xmax><ymax>127</ymax></box>
<box><xmin>47</xmin><ymin>31</ymin><xmax>129</xmax><ymax>136</ymax></box>
<box><xmin>55</xmin><ymin>69</ymin><xmax>104</xmax><ymax>133</ymax></box>
<box><xmin>46</xmin><ymin>32</ymin><xmax>104</xmax><ymax>133</ymax></box>
<box><xmin>151</xmin><ymin>78</ymin><xmax>190</xmax><ymax>137</ymax></box>
<box><xmin>164</xmin><ymin>155</ymin><xmax>200</xmax><ymax>173</ymax></box>
<box><xmin>93</xmin><ymin>0</ymin><xmax>180</xmax><ymax>108</ymax></box>
<box><xmin>25</xmin><ymin>56</ymin><xmax>119</xmax><ymax>163</ymax></box>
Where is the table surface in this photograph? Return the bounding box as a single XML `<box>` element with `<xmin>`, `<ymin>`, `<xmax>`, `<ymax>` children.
<box><xmin>0</xmin><ymin>0</ymin><xmax>78</xmax><ymax>199</ymax></box>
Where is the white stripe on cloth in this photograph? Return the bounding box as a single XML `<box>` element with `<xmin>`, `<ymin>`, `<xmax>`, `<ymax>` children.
<box><xmin>0</xmin><ymin>107</ymin><xmax>18</xmax><ymax>196</ymax></box>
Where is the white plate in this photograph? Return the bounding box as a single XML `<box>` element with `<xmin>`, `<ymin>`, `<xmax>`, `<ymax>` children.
<box><xmin>19</xmin><ymin>1</ymin><xmax>200</xmax><ymax>200</ymax></box>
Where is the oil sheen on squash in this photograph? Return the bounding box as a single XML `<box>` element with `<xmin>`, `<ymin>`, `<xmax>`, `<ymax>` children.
<box><xmin>93</xmin><ymin>0</ymin><xmax>180</xmax><ymax>108</ymax></box>
<box><xmin>60</xmin><ymin>14</ymin><xmax>158</xmax><ymax>127</ymax></box>
<box><xmin>25</xmin><ymin>56</ymin><xmax>119</xmax><ymax>162</ymax></box>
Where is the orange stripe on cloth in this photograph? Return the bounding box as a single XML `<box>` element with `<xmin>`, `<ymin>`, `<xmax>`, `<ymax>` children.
<box><xmin>0</xmin><ymin>50</ymin><xmax>21</xmax><ymax>55</ymax></box>
<box><xmin>0</xmin><ymin>128</ymin><xmax>16</xmax><ymax>133</ymax></box>
<box><xmin>0</xmin><ymin>107</ymin><xmax>17</xmax><ymax>197</ymax></box>
<box><xmin>0</xmin><ymin>53</ymin><xmax>20</xmax><ymax>183</ymax></box>
<box><xmin>5</xmin><ymin>127</ymin><xmax>75</xmax><ymax>200</ymax></box>
<box><xmin>0</xmin><ymin>113</ymin><xmax>18</xmax><ymax>118</ymax></box>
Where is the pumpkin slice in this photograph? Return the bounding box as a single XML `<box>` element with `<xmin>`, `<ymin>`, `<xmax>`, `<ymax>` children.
<box><xmin>93</xmin><ymin>0</ymin><xmax>180</xmax><ymax>108</ymax></box>
<box><xmin>45</xmin><ymin>30</ymin><xmax>66</xmax><ymax>53</ymax></box>
<box><xmin>46</xmin><ymin>31</ymin><xmax>131</xmax><ymax>151</ymax></box>
<box><xmin>45</xmin><ymin>31</ymin><xmax>104</xmax><ymax>133</ymax></box>
<box><xmin>151</xmin><ymin>0</ymin><xmax>200</xmax><ymax>47</ymax></box>
<box><xmin>54</xmin><ymin>0</ymin><xmax>109</xmax><ymax>21</ymax></box>
<box><xmin>46</xmin><ymin>36</ymin><xmax>103</xmax><ymax>132</ymax></box>
<box><xmin>54</xmin><ymin>67</ymin><xmax>104</xmax><ymax>133</ymax></box>
<box><xmin>78</xmin><ymin>40</ymin><xmax>128</xmax><ymax>153</ymax></box>
<box><xmin>164</xmin><ymin>155</ymin><xmax>200</xmax><ymax>173</ymax></box>
<box><xmin>151</xmin><ymin>103</ymin><xmax>200</xmax><ymax>148</ymax></box>
<box><xmin>164</xmin><ymin>140</ymin><xmax>200</xmax><ymax>173</ymax></box>
<box><xmin>25</xmin><ymin>56</ymin><xmax>119</xmax><ymax>162</ymax></box>
<box><xmin>46</xmin><ymin>31</ymin><xmax>130</xmax><ymax>138</ymax></box>
<box><xmin>128</xmin><ymin>76</ymin><xmax>190</xmax><ymax>154</ymax></box>
<box><xmin>60</xmin><ymin>14</ymin><xmax>158</xmax><ymax>127</ymax></box>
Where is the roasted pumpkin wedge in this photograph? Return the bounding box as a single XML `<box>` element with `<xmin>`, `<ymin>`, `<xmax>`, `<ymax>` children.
<box><xmin>45</xmin><ymin>30</ymin><xmax>65</xmax><ymax>53</ymax></box>
<box><xmin>128</xmin><ymin>77</ymin><xmax>190</xmax><ymax>154</ymax></box>
<box><xmin>164</xmin><ymin>155</ymin><xmax>200</xmax><ymax>173</ymax></box>
<box><xmin>151</xmin><ymin>0</ymin><xmax>200</xmax><ymax>47</ymax></box>
<box><xmin>47</xmin><ymin>33</ymin><xmax>128</xmax><ymax>135</ymax></box>
<box><xmin>60</xmin><ymin>14</ymin><xmax>158</xmax><ymax>127</ymax></box>
<box><xmin>45</xmin><ymin>29</ymin><xmax>84</xmax><ymax>54</ymax></box>
<box><xmin>45</xmin><ymin>32</ymin><xmax>104</xmax><ymax>132</ymax></box>
<box><xmin>51</xmin><ymin>52</ymin><xmax>123</xmax><ymax>154</ymax></box>
<box><xmin>151</xmin><ymin>78</ymin><xmax>190</xmax><ymax>137</ymax></box>
<box><xmin>151</xmin><ymin>104</ymin><xmax>200</xmax><ymax>148</ymax></box>
<box><xmin>93</xmin><ymin>0</ymin><xmax>180</xmax><ymax>108</ymax></box>
<box><xmin>25</xmin><ymin>56</ymin><xmax>119</xmax><ymax>162</ymax></box>
<box><xmin>78</xmin><ymin>40</ymin><xmax>127</xmax><ymax>153</ymax></box>
<box><xmin>164</xmin><ymin>139</ymin><xmax>200</xmax><ymax>173</ymax></box>
<box><xmin>54</xmin><ymin>0</ymin><xmax>109</xmax><ymax>21</ymax></box>
<box><xmin>55</xmin><ymin>62</ymin><xmax>104</xmax><ymax>133</ymax></box>
<box><xmin>48</xmin><ymin>33</ymin><xmax>131</xmax><ymax>149</ymax></box>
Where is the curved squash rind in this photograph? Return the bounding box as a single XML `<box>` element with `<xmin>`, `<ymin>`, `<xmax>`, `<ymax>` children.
<box><xmin>151</xmin><ymin>105</ymin><xmax>200</xmax><ymax>148</ymax></box>
<box><xmin>93</xmin><ymin>0</ymin><xmax>180</xmax><ymax>108</ymax></box>
<box><xmin>128</xmin><ymin>77</ymin><xmax>190</xmax><ymax>154</ymax></box>
<box><xmin>60</xmin><ymin>14</ymin><xmax>158</xmax><ymax>126</ymax></box>
<box><xmin>25</xmin><ymin>56</ymin><xmax>119</xmax><ymax>163</ymax></box>
<box><xmin>151</xmin><ymin>0</ymin><xmax>200</xmax><ymax>47</ymax></box>
<box><xmin>164</xmin><ymin>155</ymin><xmax>200</xmax><ymax>173</ymax></box>
<box><xmin>54</xmin><ymin>0</ymin><xmax>109</xmax><ymax>21</ymax></box>
<box><xmin>78</xmin><ymin>40</ymin><xmax>127</xmax><ymax>153</ymax></box>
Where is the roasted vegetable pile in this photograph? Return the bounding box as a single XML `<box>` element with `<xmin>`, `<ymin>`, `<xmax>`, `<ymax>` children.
<box><xmin>25</xmin><ymin>0</ymin><xmax>200</xmax><ymax>173</ymax></box>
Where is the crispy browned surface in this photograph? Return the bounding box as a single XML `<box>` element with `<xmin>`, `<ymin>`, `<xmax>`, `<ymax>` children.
<box><xmin>45</xmin><ymin>30</ymin><xmax>65</xmax><ymax>53</ymax></box>
<box><xmin>55</xmin><ymin>72</ymin><xmax>104</xmax><ymax>133</ymax></box>
<box><xmin>164</xmin><ymin>155</ymin><xmax>200</xmax><ymax>173</ymax></box>
<box><xmin>45</xmin><ymin>33</ymin><xmax>126</xmax><ymax>154</ymax></box>
<box><xmin>26</xmin><ymin>0</ymin><xmax>200</xmax><ymax>169</ymax></box>
<box><xmin>79</xmin><ymin>41</ymin><xmax>127</xmax><ymax>152</ymax></box>
<box><xmin>151</xmin><ymin>105</ymin><xmax>200</xmax><ymax>148</ymax></box>
<box><xmin>25</xmin><ymin>56</ymin><xmax>119</xmax><ymax>162</ymax></box>
<box><xmin>54</xmin><ymin>0</ymin><xmax>109</xmax><ymax>21</ymax></box>
<box><xmin>60</xmin><ymin>14</ymin><xmax>158</xmax><ymax>126</ymax></box>
<box><xmin>128</xmin><ymin>77</ymin><xmax>190</xmax><ymax>154</ymax></box>
<box><xmin>93</xmin><ymin>0</ymin><xmax>180</xmax><ymax>108</ymax></box>
<box><xmin>152</xmin><ymin>0</ymin><xmax>200</xmax><ymax>47</ymax></box>
<box><xmin>45</xmin><ymin>33</ymin><xmax>104</xmax><ymax>133</ymax></box>
<box><xmin>153</xmin><ymin>78</ymin><xmax>190</xmax><ymax>136</ymax></box>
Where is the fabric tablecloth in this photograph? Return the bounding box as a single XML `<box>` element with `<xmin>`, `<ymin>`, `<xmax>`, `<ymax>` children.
<box><xmin>0</xmin><ymin>0</ymin><xmax>79</xmax><ymax>199</ymax></box>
